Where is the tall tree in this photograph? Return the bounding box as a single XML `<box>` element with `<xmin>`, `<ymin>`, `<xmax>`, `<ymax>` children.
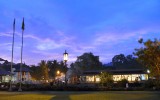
<box><xmin>73</xmin><ymin>52</ymin><xmax>102</xmax><ymax>72</ymax></box>
<box><xmin>48</xmin><ymin>60</ymin><xmax>57</xmax><ymax>79</ymax></box>
<box><xmin>39</xmin><ymin>60</ymin><xmax>49</xmax><ymax>82</ymax></box>
<box><xmin>134</xmin><ymin>39</ymin><xmax>160</xmax><ymax>79</ymax></box>
<box><xmin>112</xmin><ymin>54</ymin><xmax>143</xmax><ymax>69</ymax></box>
<box><xmin>112</xmin><ymin>54</ymin><xmax>126</xmax><ymax>68</ymax></box>
<box><xmin>47</xmin><ymin>60</ymin><xmax>68</xmax><ymax>80</ymax></box>
<box><xmin>30</xmin><ymin>65</ymin><xmax>42</xmax><ymax>80</ymax></box>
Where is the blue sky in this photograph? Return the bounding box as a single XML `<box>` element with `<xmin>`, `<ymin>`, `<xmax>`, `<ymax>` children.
<box><xmin>0</xmin><ymin>0</ymin><xmax>160</xmax><ymax>65</ymax></box>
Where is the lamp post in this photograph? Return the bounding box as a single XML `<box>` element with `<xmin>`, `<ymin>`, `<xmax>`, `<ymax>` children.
<box><xmin>63</xmin><ymin>50</ymin><xmax>68</xmax><ymax>85</ymax></box>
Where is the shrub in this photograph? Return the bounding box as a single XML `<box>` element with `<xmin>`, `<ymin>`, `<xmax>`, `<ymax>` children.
<box><xmin>144</xmin><ymin>79</ymin><xmax>160</xmax><ymax>90</ymax></box>
<box><xmin>117</xmin><ymin>79</ymin><xmax>128</xmax><ymax>88</ymax></box>
<box><xmin>100</xmin><ymin>72</ymin><xmax>114</xmax><ymax>88</ymax></box>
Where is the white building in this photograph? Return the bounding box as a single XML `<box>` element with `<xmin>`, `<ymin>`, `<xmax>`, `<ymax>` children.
<box><xmin>0</xmin><ymin>65</ymin><xmax>32</xmax><ymax>84</ymax></box>
<box><xmin>80</xmin><ymin>69</ymin><xmax>149</xmax><ymax>83</ymax></box>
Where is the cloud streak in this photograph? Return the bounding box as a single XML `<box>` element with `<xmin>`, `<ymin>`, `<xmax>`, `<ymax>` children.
<box><xmin>0</xmin><ymin>32</ymin><xmax>12</xmax><ymax>37</ymax></box>
<box><xmin>0</xmin><ymin>0</ymin><xmax>160</xmax><ymax>65</ymax></box>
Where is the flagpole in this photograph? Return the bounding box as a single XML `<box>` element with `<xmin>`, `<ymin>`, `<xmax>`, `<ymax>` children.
<box><xmin>9</xmin><ymin>19</ymin><xmax>15</xmax><ymax>91</ymax></box>
<box><xmin>18</xmin><ymin>18</ymin><xmax>24</xmax><ymax>92</ymax></box>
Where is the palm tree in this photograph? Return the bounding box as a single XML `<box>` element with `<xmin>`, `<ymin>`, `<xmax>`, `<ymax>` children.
<box><xmin>39</xmin><ymin>60</ymin><xmax>49</xmax><ymax>83</ymax></box>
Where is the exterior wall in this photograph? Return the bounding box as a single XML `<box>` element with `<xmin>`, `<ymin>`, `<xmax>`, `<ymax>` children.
<box><xmin>1</xmin><ymin>75</ymin><xmax>10</xmax><ymax>82</ymax></box>
<box><xmin>80</xmin><ymin>74</ymin><xmax>148</xmax><ymax>83</ymax></box>
<box><xmin>113</xmin><ymin>74</ymin><xmax>148</xmax><ymax>82</ymax></box>
<box><xmin>0</xmin><ymin>68</ymin><xmax>32</xmax><ymax>83</ymax></box>
<box><xmin>0</xmin><ymin>72</ymin><xmax>32</xmax><ymax>83</ymax></box>
<box><xmin>12</xmin><ymin>72</ymin><xmax>32</xmax><ymax>83</ymax></box>
<box><xmin>69</xmin><ymin>76</ymin><xmax>79</xmax><ymax>84</ymax></box>
<box><xmin>80</xmin><ymin>75</ymin><xmax>100</xmax><ymax>83</ymax></box>
<box><xmin>14</xmin><ymin>72</ymin><xmax>31</xmax><ymax>82</ymax></box>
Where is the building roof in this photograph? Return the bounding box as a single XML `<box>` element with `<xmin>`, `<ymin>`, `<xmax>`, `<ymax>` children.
<box><xmin>14</xmin><ymin>67</ymin><xmax>31</xmax><ymax>72</ymax></box>
<box><xmin>0</xmin><ymin>58</ymin><xmax>5</xmax><ymax>61</ymax></box>
<box><xmin>0</xmin><ymin>69</ymin><xmax>10</xmax><ymax>76</ymax></box>
<box><xmin>82</xmin><ymin>70</ymin><xmax>101</xmax><ymax>75</ymax></box>
<box><xmin>0</xmin><ymin>64</ymin><xmax>31</xmax><ymax>72</ymax></box>
<box><xmin>82</xmin><ymin>69</ymin><xmax>148</xmax><ymax>75</ymax></box>
<box><xmin>108</xmin><ymin>69</ymin><xmax>147</xmax><ymax>75</ymax></box>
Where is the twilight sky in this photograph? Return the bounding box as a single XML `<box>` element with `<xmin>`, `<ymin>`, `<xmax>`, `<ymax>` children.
<box><xmin>0</xmin><ymin>0</ymin><xmax>160</xmax><ymax>65</ymax></box>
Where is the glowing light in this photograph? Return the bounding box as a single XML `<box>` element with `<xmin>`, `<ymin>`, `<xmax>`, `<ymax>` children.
<box><xmin>57</xmin><ymin>70</ymin><xmax>60</xmax><ymax>75</ymax></box>
<box><xmin>63</xmin><ymin>50</ymin><xmax>68</xmax><ymax>61</ymax></box>
<box><xmin>147</xmin><ymin>69</ymin><xmax>150</xmax><ymax>73</ymax></box>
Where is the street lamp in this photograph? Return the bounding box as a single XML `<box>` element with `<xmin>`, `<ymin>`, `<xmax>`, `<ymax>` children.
<box><xmin>57</xmin><ymin>70</ymin><xmax>60</xmax><ymax>75</ymax></box>
<box><xmin>147</xmin><ymin>69</ymin><xmax>150</xmax><ymax>80</ymax></box>
<box><xmin>63</xmin><ymin>50</ymin><xmax>68</xmax><ymax>64</ymax></box>
<box><xmin>147</xmin><ymin>69</ymin><xmax>150</xmax><ymax>74</ymax></box>
<box><xmin>63</xmin><ymin>50</ymin><xmax>68</xmax><ymax>85</ymax></box>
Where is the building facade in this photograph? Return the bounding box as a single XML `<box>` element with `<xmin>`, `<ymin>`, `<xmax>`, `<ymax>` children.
<box><xmin>80</xmin><ymin>69</ymin><xmax>149</xmax><ymax>83</ymax></box>
<box><xmin>0</xmin><ymin>65</ymin><xmax>32</xmax><ymax>83</ymax></box>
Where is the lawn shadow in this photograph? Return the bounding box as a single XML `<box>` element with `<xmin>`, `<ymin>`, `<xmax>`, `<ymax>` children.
<box><xmin>50</xmin><ymin>94</ymin><xmax>70</xmax><ymax>100</ymax></box>
<box><xmin>48</xmin><ymin>91</ymin><xmax>95</xmax><ymax>100</ymax></box>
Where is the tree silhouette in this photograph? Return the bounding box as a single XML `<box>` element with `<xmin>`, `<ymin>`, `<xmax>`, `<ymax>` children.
<box><xmin>134</xmin><ymin>38</ymin><xmax>160</xmax><ymax>79</ymax></box>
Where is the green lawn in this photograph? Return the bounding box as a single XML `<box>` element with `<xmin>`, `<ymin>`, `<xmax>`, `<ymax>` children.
<box><xmin>0</xmin><ymin>91</ymin><xmax>159</xmax><ymax>100</ymax></box>
<box><xmin>0</xmin><ymin>94</ymin><xmax>54</xmax><ymax>100</ymax></box>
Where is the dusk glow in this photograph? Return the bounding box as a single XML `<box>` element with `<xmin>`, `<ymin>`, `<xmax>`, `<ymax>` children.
<box><xmin>0</xmin><ymin>0</ymin><xmax>160</xmax><ymax>65</ymax></box>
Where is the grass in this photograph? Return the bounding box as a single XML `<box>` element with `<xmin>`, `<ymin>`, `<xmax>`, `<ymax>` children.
<box><xmin>69</xmin><ymin>92</ymin><xmax>160</xmax><ymax>100</ymax></box>
<box><xmin>0</xmin><ymin>91</ymin><xmax>159</xmax><ymax>100</ymax></box>
<box><xmin>0</xmin><ymin>94</ymin><xmax>54</xmax><ymax>100</ymax></box>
